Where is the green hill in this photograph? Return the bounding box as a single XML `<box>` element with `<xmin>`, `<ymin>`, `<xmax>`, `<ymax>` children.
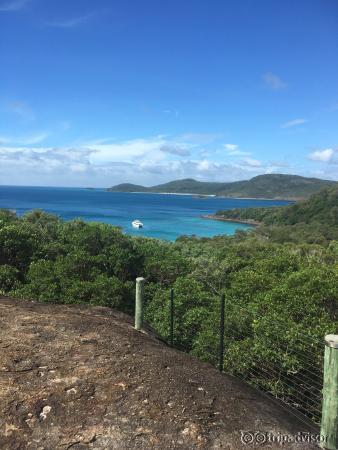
<box><xmin>108</xmin><ymin>174</ymin><xmax>336</xmax><ymax>200</ymax></box>
<box><xmin>216</xmin><ymin>184</ymin><xmax>338</xmax><ymax>227</ymax></box>
<box><xmin>108</xmin><ymin>178</ymin><xmax>225</xmax><ymax>195</ymax></box>
<box><xmin>107</xmin><ymin>183</ymin><xmax>148</xmax><ymax>192</ymax></box>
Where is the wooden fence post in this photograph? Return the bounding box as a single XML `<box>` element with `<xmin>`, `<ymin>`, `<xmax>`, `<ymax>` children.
<box><xmin>219</xmin><ymin>293</ymin><xmax>225</xmax><ymax>372</ymax></box>
<box><xmin>169</xmin><ymin>288</ymin><xmax>174</xmax><ymax>346</ymax></box>
<box><xmin>135</xmin><ymin>277</ymin><xmax>145</xmax><ymax>330</ymax></box>
<box><xmin>320</xmin><ymin>334</ymin><xmax>338</xmax><ymax>450</ymax></box>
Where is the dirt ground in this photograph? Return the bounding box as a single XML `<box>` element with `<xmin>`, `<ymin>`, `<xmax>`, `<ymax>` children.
<box><xmin>0</xmin><ymin>296</ymin><xmax>319</xmax><ymax>449</ymax></box>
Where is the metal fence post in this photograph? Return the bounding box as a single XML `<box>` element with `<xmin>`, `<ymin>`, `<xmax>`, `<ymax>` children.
<box><xmin>135</xmin><ymin>277</ymin><xmax>145</xmax><ymax>330</ymax></box>
<box><xmin>169</xmin><ymin>288</ymin><xmax>174</xmax><ymax>346</ymax></box>
<box><xmin>219</xmin><ymin>293</ymin><xmax>225</xmax><ymax>372</ymax></box>
<box><xmin>320</xmin><ymin>334</ymin><xmax>338</xmax><ymax>450</ymax></box>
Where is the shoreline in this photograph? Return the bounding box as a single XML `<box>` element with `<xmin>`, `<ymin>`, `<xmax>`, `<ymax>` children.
<box><xmin>107</xmin><ymin>190</ymin><xmax>294</xmax><ymax>201</ymax></box>
<box><xmin>107</xmin><ymin>190</ymin><xmax>216</xmax><ymax>197</ymax></box>
<box><xmin>201</xmin><ymin>214</ymin><xmax>261</xmax><ymax>226</ymax></box>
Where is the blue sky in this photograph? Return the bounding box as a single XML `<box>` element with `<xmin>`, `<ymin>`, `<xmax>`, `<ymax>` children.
<box><xmin>0</xmin><ymin>0</ymin><xmax>337</xmax><ymax>187</ymax></box>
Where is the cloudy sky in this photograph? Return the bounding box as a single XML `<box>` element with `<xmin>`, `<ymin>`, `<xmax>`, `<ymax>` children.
<box><xmin>0</xmin><ymin>0</ymin><xmax>337</xmax><ymax>187</ymax></box>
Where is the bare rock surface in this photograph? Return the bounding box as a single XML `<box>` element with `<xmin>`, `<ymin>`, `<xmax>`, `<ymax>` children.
<box><xmin>0</xmin><ymin>297</ymin><xmax>319</xmax><ymax>449</ymax></box>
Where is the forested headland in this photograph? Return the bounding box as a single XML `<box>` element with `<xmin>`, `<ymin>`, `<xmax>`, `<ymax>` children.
<box><xmin>216</xmin><ymin>184</ymin><xmax>338</xmax><ymax>244</ymax></box>
<box><xmin>0</xmin><ymin>185</ymin><xmax>337</xmax><ymax>420</ymax></box>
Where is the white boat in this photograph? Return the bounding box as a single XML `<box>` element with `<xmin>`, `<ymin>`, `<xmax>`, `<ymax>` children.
<box><xmin>132</xmin><ymin>220</ymin><xmax>143</xmax><ymax>228</ymax></box>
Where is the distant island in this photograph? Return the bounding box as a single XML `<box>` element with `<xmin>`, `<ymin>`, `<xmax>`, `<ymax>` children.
<box><xmin>107</xmin><ymin>174</ymin><xmax>336</xmax><ymax>200</ymax></box>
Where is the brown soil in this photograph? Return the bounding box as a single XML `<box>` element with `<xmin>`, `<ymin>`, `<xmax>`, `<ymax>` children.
<box><xmin>0</xmin><ymin>297</ymin><xmax>318</xmax><ymax>450</ymax></box>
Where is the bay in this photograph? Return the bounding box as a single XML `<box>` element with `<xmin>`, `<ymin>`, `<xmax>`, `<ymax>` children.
<box><xmin>0</xmin><ymin>186</ymin><xmax>292</xmax><ymax>241</ymax></box>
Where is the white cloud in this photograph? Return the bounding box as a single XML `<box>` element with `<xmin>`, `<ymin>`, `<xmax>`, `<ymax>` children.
<box><xmin>0</xmin><ymin>141</ymin><xmax>267</xmax><ymax>187</ymax></box>
<box><xmin>241</xmin><ymin>158</ymin><xmax>262</xmax><ymax>167</ymax></box>
<box><xmin>2</xmin><ymin>134</ymin><xmax>336</xmax><ymax>187</ymax></box>
<box><xmin>0</xmin><ymin>146</ymin><xmax>97</xmax><ymax>186</ymax></box>
<box><xmin>84</xmin><ymin>135</ymin><xmax>201</xmax><ymax>165</ymax></box>
<box><xmin>308</xmin><ymin>148</ymin><xmax>336</xmax><ymax>163</ymax></box>
<box><xmin>86</xmin><ymin>137</ymin><xmax>168</xmax><ymax>164</ymax></box>
<box><xmin>224</xmin><ymin>143</ymin><xmax>238</xmax><ymax>151</ymax></box>
<box><xmin>281</xmin><ymin>118</ymin><xmax>307</xmax><ymax>128</ymax></box>
<box><xmin>0</xmin><ymin>132</ymin><xmax>49</xmax><ymax>145</ymax></box>
<box><xmin>178</xmin><ymin>133</ymin><xmax>223</xmax><ymax>145</ymax></box>
<box><xmin>160</xmin><ymin>144</ymin><xmax>190</xmax><ymax>156</ymax></box>
<box><xmin>0</xmin><ymin>0</ymin><xmax>29</xmax><ymax>12</ymax></box>
<box><xmin>224</xmin><ymin>143</ymin><xmax>251</xmax><ymax>156</ymax></box>
<box><xmin>269</xmin><ymin>160</ymin><xmax>290</xmax><ymax>168</ymax></box>
<box><xmin>197</xmin><ymin>160</ymin><xmax>214</xmax><ymax>172</ymax></box>
<box><xmin>263</xmin><ymin>72</ymin><xmax>288</xmax><ymax>90</ymax></box>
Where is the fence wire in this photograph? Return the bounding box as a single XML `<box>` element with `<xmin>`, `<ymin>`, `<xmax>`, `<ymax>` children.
<box><xmin>143</xmin><ymin>287</ymin><xmax>332</xmax><ymax>427</ymax></box>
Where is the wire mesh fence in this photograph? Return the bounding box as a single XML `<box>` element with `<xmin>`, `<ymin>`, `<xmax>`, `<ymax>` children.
<box><xmin>143</xmin><ymin>285</ymin><xmax>328</xmax><ymax>427</ymax></box>
<box><xmin>219</xmin><ymin>302</ymin><xmax>325</xmax><ymax>425</ymax></box>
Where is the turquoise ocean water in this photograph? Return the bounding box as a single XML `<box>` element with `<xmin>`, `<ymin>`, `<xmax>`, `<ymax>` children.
<box><xmin>0</xmin><ymin>186</ymin><xmax>291</xmax><ymax>241</ymax></box>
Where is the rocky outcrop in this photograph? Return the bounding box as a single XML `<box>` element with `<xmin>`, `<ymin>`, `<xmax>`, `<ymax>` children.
<box><xmin>0</xmin><ymin>297</ymin><xmax>318</xmax><ymax>449</ymax></box>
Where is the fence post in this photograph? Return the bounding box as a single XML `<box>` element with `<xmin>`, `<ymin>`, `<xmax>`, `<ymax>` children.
<box><xmin>135</xmin><ymin>277</ymin><xmax>145</xmax><ymax>330</ymax></box>
<box><xmin>320</xmin><ymin>334</ymin><xmax>338</xmax><ymax>450</ymax></box>
<box><xmin>219</xmin><ymin>293</ymin><xmax>225</xmax><ymax>372</ymax></box>
<box><xmin>169</xmin><ymin>288</ymin><xmax>174</xmax><ymax>346</ymax></box>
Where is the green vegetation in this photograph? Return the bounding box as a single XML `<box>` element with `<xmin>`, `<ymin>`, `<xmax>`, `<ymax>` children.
<box><xmin>108</xmin><ymin>174</ymin><xmax>336</xmax><ymax>200</ymax></box>
<box><xmin>0</xmin><ymin>185</ymin><xmax>337</xmax><ymax>421</ymax></box>
<box><xmin>216</xmin><ymin>184</ymin><xmax>338</xmax><ymax>244</ymax></box>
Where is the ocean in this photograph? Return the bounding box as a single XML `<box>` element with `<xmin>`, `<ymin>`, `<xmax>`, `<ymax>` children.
<box><xmin>0</xmin><ymin>186</ymin><xmax>291</xmax><ymax>241</ymax></box>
